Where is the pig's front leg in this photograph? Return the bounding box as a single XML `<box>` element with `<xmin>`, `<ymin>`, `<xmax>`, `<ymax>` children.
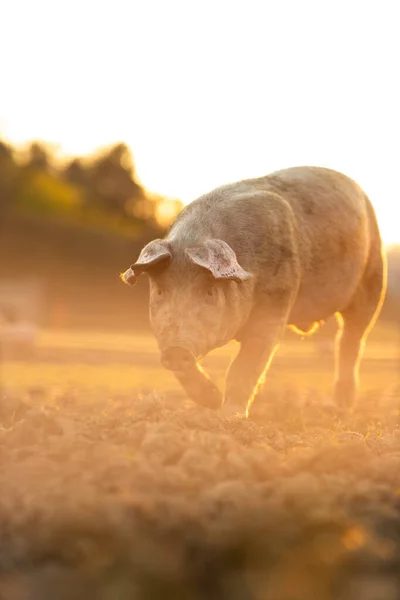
<box><xmin>223</xmin><ymin>320</ymin><xmax>286</xmax><ymax>417</ymax></box>
<box><xmin>174</xmin><ymin>363</ymin><xmax>223</xmax><ymax>409</ymax></box>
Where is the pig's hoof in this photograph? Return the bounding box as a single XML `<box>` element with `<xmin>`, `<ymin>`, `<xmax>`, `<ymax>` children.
<box><xmin>219</xmin><ymin>403</ymin><xmax>246</xmax><ymax>417</ymax></box>
<box><xmin>333</xmin><ymin>381</ymin><xmax>357</xmax><ymax>409</ymax></box>
<box><xmin>193</xmin><ymin>383</ymin><xmax>223</xmax><ymax>410</ymax></box>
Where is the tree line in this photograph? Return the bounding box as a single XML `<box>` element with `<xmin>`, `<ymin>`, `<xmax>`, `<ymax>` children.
<box><xmin>0</xmin><ymin>139</ymin><xmax>182</xmax><ymax>238</ymax></box>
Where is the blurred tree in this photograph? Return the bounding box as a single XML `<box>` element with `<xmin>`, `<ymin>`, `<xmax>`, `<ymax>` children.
<box><xmin>0</xmin><ymin>137</ymin><xmax>182</xmax><ymax>238</ymax></box>
<box><xmin>86</xmin><ymin>143</ymin><xmax>145</xmax><ymax>216</ymax></box>
<box><xmin>0</xmin><ymin>141</ymin><xmax>18</xmax><ymax>216</ymax></box>
<box><xmin>0</xmin><ymin>141</ymin><xmax>12</xmax><ymax>162</ymax></box>
<box><xmin>17</xmin><ymin>170</ymin><xmax>83</xmax><ymax>217</ymax></box>
<box><xmin>0</xmin><ymin>136</ymin><xmax>184</xmax><ymax>330</ymax></box>
<box><xmin>64</xmin><ymin>158</ymin><xmax>87</xmax><ymax>188</ymax></box>
<box><xmin>26</xmin><ymin>142</ymin><xmax>50</xmax><ymax>171</ymax></box>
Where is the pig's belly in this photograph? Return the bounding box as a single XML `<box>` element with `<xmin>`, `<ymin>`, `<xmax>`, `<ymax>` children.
<box><xmin>287</xmin><ymin>264</ymin><xmax>364</xmax><ymax>333</ymax></box>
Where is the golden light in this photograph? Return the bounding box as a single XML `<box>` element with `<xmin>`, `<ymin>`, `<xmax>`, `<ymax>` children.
<box><xmin>155</xmin><ymin>198</ymin><xmax>183</xmax><ymax>228</ymax></box>
<box><xmin>0</xmin><ymin>0</ymin><xmax>398</xmax><ymax>245</ymax></box>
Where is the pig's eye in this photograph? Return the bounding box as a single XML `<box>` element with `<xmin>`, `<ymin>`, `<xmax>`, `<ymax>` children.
<box><xmin>206</xmin><ymin>286</ymin><xmax>217</xmax><ymax>301</ymax></box>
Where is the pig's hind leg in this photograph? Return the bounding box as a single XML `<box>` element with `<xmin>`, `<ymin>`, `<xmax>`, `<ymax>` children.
<box><xmin>333</xmin><ymin>245</ymin><xmax>386</xmax><ymax>408</ymax></box>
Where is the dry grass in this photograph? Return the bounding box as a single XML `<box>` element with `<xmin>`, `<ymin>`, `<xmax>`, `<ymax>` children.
<box><xmin>0</xmin><ymin>327</ymin><xmax>399</xmax><ymax>599</ymax></box>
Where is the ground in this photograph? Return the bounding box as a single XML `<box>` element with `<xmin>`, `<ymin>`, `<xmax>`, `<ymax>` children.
<box><xmin>0</xmin><ymin>324</ymin><xmax>399</xmax><ymax>599</ymax></box>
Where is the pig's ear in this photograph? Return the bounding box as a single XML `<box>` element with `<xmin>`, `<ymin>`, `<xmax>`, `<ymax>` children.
<box><xmin>120</xmin><ymin>239</ymin><xmax>171</xmax><ymax>286</ymax></box>
<box><xmin>185</xmin><ymin>239</ymin><xmax>252</xmax><ymax>283</ymax></box>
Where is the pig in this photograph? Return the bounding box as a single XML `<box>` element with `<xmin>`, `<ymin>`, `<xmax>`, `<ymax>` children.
<box><xmin>121</xmin><ymin>166</ymin><xmax>387</xmax><ymax>417</ymax></box>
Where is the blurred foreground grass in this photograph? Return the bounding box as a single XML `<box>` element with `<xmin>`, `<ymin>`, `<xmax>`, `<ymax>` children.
<box><xmin>1</xmin><ymin>326</ymin><xmax>400</xmax><ymax>599</ymax></box>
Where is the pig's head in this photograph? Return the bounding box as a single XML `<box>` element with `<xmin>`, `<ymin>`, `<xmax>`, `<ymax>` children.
<box><xmin>121</xmin><ymin>238</ymin><xmax>253</xmax><ymax>371</ymax></box>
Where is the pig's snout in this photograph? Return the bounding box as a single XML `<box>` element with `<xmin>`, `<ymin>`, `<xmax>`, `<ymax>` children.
<box><xmin>161</xmin><ymin>346</ymin><xmax>196</xmax><ymax>371</ymax></box>
<box><xmin>120</xmin><ymin>268</ymin><xmax>137</xmax><ymax>286</ymax></box>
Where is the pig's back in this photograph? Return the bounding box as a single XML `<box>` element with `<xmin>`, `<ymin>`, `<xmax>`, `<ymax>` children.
<box><xmin>169</xmin><ymin>166</ymin><xmax>379</xmax><ymax>322</ymax></box>
<box><xmin>263</xmin><ymin>166</ymin><xmax>368</xmax><ymax>231</ymax></box>
<box><xmin>259</xmin><ymin>166</ymin><xmax>377</xmax><ymax>320</ymax></box>
<box><xmin>170</xmin><ymin>165</ymin><xmax>373</xmax><ymax>267</ymax></box>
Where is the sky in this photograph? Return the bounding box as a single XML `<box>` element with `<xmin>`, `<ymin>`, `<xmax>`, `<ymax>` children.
<box><xmin>1</xmin><ymin>0</ymin><xmax>399</xmax><ymax>245</ymax></box>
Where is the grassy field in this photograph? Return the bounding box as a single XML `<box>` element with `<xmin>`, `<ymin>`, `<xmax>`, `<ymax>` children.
<box><xmin>2</xmin><ymin>324</ymin><xmax>399</xmax><ymax>396</ymax></box>
<box><xmin>0</xmin><ymin>325</ymin><xmax>400</xmax><ymax>599</ymax></box>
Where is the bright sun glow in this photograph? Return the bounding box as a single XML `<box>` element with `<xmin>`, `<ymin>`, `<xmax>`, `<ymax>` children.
<box><xmin>1</xmin><ymin>0</ymin><xmax>399</xmax><ymax>245</ymax></box>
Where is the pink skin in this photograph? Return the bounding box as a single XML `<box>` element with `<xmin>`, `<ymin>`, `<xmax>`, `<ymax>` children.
<box><xmin>121</xmin><ymin>238</ymin><xmax>255</xmax><ymax>411</ymax></box>
<box><xmin>122</xmin><ymin>166</ymin><xmax>386</xmax><ymax>416</ymax></box>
